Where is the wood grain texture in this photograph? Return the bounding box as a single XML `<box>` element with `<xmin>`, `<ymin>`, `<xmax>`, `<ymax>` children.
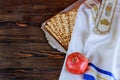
<box><xmin>0</xmin><ymin>0</ymin><xmax>78</xmax><ymax>80</ymax></box>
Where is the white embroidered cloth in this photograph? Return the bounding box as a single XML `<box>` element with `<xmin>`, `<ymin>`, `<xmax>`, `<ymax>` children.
<box><xmin>59</xmin><ymin>0</ymin><xmax>120</xmax><ymax>80</ymax></box>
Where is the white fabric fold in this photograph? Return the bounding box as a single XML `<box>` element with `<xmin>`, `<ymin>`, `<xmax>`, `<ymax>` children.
<box><xmin>59</xmin><ymin>0</ymin><xmax>120</xmax><ymax>80</ymax></box>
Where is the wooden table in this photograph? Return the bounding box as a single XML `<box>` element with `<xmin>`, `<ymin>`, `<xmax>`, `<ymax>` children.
<box><xmin>0</xmin><ymin>0</ymin><xmax>77</xmax><ymax>80</ymax></box>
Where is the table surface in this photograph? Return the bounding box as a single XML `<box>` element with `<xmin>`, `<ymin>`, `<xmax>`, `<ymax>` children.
<box><xmin>0</xmin><ymin>0</ymin><xmax>77</xmax><ymax>80</ymax></box>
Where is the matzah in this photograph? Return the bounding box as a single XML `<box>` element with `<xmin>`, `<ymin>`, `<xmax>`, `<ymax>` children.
<box><xmin>41</xmin><ymin>0</ymin><xmax>84</xmax><ymax>52</ymax></box>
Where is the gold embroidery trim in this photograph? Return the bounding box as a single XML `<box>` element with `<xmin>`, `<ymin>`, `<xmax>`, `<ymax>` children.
<box><xmin>94</xmin><ymin>0</ymin><xmax>117</xmax><ymax>35</ymax></box>
<box><xmin>85</xmin><ymin>0</ymin><xmax>100</xmax><ymax>20</ymax></box>
<box><xmin>90</xmin><ymin>69</ymin><xmax>107</xmax><ymax>80</ymax></box>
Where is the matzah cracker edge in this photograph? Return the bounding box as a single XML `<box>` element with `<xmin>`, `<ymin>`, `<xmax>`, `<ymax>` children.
<box><xmin>41</xmin><ymin>23</ymin><xmax>66</xmax><ymax>53</ymax></box>
<box><xmin>41</xmin><ymin>0</ymin><xmax>84</xmax><ymax>53</ymax></box>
